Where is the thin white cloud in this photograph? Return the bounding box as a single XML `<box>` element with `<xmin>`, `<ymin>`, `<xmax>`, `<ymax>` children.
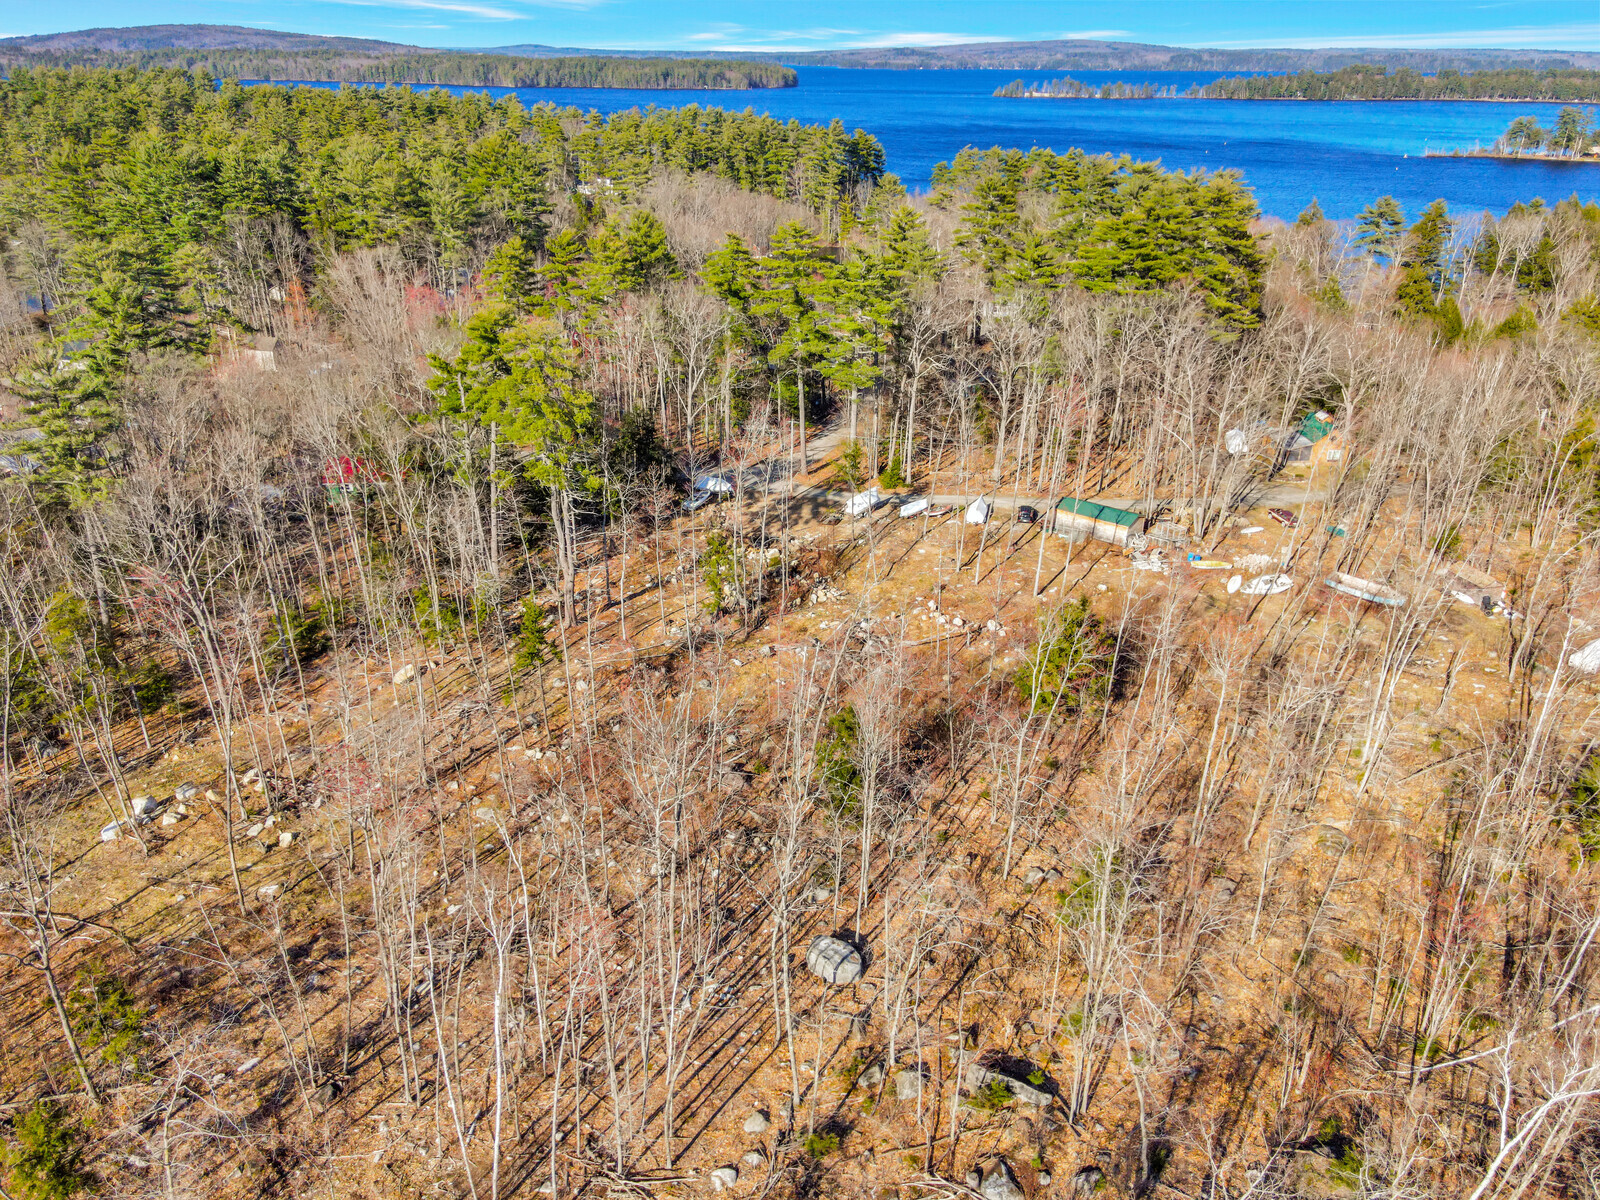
<box><xmin>1059</xmin><ymin>30</ymin><xmax>1129</xmax><ymax>41</ymax></box>
<box><xmin>315</xmin><ymin>0</ymin><xmax>528</xmax><ymax>20</ymax></box>
<box><xmin>1195</xmin><ymin>23</ymin><xmax>1600</xmax><ymax>51</ymax></box>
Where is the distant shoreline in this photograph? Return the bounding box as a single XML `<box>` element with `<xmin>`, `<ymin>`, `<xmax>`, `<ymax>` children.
<box><xmin>1000</xmin><ymin>94</ymin><xmax>1591</xmax><ymax>104</ymax></box>
<box><xmin>1424</xmin><ymin>150</ymin><xmax>1600</xmax><ymax>164</ymax></box>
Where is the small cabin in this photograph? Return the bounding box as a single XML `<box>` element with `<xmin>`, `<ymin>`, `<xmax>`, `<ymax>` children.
<box><xmin>1052</xmin><ymin>497</ymin><xmax>1147</xmax><ymax>548</ymax></box>
<box><xmin>1283</xmin><ymin>411</ymin><xmax>1342</xmax><ymax>466</ymax></box>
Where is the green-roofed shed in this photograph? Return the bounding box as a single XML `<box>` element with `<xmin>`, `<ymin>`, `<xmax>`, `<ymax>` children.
<box><xmin>1298</xmin><ymin>412</ymin><xmax>1333</xmax><ymax>444</ymax></box>
<box><xmin>1053</xmin><ymin>497</ymin><xmax>1147</xmax><ymax>548</ymax></box>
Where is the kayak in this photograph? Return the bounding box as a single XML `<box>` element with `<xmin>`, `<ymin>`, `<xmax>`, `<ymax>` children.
<box><xmin>1188</xmin><ymin>559</ymin><xmax>1233</xmax><ymax>570</ymax></box>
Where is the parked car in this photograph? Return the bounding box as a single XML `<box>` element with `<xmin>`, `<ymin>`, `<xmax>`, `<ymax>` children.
<box><xmin>1016</xmin><ymin>505</ymin><xmax>1040</xmax><ymax>525</ymax></box>
<box><xmin>1268</xmin><ymin>507</ymin><xmax>1298</xmax><ymax>528</ymax></box>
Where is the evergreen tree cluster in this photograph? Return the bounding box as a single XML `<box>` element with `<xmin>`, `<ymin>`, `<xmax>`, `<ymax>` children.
<box><xmin>0</xmin><ymin>67</ymin><xmax>880</xmax><ymax>260</ymax></box>
<box><xmin>932</xmin><ymin>146</ymin><xmax>1265</xmax><ymax>330</ymax></box>
<box><xmin>1195</xmin><ymin>65</ymin><xmax>1600</xmax><ymax>101</ymax></box>
<box><xmin>1346</xmin><ymin>191</ymin><xmax>1600</xmax><ymax>345</ymax></box>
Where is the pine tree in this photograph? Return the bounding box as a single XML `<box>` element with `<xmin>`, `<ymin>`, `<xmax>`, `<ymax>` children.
<box><xmin>1354</xmin><ymin>196</ymin><xmax>1405</xmax><ymax>262</ymax></box>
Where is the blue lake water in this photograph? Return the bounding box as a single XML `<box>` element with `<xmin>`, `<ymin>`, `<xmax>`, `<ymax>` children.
<box><xmin>266</xmin><ymin>68</ymin><xmax>1599</xmax><ymax>222</ymax></box>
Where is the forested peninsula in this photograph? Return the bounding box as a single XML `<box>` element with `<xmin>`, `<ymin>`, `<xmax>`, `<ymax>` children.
<box><xmin>0</xmin><ymin>48</ymin><xmax>797</xmax><ymax>89</ymax></box>
<box><xmin>1193</xmin><ymin>64</ymin><xmax>1600</xmax><ymax>101</ymax></box>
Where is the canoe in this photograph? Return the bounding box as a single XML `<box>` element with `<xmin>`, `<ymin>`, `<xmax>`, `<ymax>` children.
<box><xmin>1325</xmin><ymin>572</ymin><xmax>1406</xmax><ymax>606</ymax></box>
<box><xmin>1188</xmin><ymin>559</ymin><xmax>1233</xmax><ymax>570</ymax></box>
<box><xmin>1240</xmin><ymin>573</ymin><xmax>1292</xmax><ymax>596</ymax></box>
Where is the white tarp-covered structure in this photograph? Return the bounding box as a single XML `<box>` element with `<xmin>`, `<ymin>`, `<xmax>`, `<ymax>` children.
<box><xmin>965</xmin><ymin>497</ymin><xmax>991</xmax><ymax>525</ymax></box>
<box><xmin>1570</xmin><ymin>639</ymin><xmax>1600</xmax><ymax>674</ymax></box>
<box><xmin>844</xmin><ymin>489</ymin><xmax>881</xmax><ymax>516</ymax></box>
<box><xmin>899</xmin><ymin>496</ymin><xmax>930</xmax><ymax>518</ymax></box>
<box><xmin>805</xmin><ymin>935</ymin><xmax>864</xmax><ymax>984</ymax></box>
<box><xmin>694</xmin><ymin>475</ymin><xmax>734</xmax><ymax>494</ymax></box>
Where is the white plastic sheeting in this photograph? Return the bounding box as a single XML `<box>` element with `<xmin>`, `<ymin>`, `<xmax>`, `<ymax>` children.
<box><xmin>965</xmin><ymin>497</ymin><xmax>991</xmax><ymax>525</ymax></box>
<box><xmin>1570</xmin><ymin>639</ymin><xmax>1600</xmax><ymax>674</ymax></box>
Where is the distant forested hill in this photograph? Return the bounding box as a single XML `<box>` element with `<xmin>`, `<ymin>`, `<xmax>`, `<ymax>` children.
<box><xmin>4</xmin><ymin>25</ymin><xmax>1597</xmax><ymax>75</ymax></box>
<box><xmin>1195</xmin><ymin>65</ymin><xmax>1600</xmax><ymax>101</ymax></box>
<box><xmin>0</xmin><ymin>27</ymin><xmax>796</xmax><ymax>89</ymax></box>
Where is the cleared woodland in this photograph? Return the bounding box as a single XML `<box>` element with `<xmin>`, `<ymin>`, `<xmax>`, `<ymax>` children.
<box><xmin>2</xmin><ymin>67</ymin><xmax>1600</xmax><ymax>1200</ymax></box>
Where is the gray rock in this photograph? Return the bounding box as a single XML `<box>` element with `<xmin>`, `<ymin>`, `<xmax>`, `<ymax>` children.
<box><xmin>859</xmin><ymin>1063</ymin><xmax>884</xmax><ymax>1089</ymax></box>
<box><xmin>981</xmin><ymin>1161</ymin><xmax>1025</xmax><ymax>1200</ymax></box>
<box><xmin>1037</xmin><ymin>1172</ymin><xmax>1052</xmax><ymax>1187</ymax></box>
<box><xmin>710</xmin><ymin>1166</ymin><xmax>739</xmax><ymax>1192</ymax></box>
<box><xmin>246</xmin><ymin>822</ymin><xmax>265</xmax><ymax>839</ymax></box>
<box><xmin>1071</xmin><ymin>1166</ymin><xmax>1105</xmax><ymax>1198</ymax></box>
<box><xmin>805</xmin><ymin>935</ymin><xmax>864</xmax><ymax>985</ymax></box>
<box><xmin>277</xmin><ymin>831</ymin><xmax>295</xmax><ymax>849</ymax></box>
<box><xmin>740</xmin><ymin>1151</ymin><xmax>765</xmax><ymax>1168</ymax></box>
<box><xmin>310</xmin><ymin>1079</ymin><xmax>340</xmax><ymax>1110</ymax></box>
<box><xmin>1043</xmin><ymin>868</ymin><xmax>1063</xmax><ymax>883</ymax></box>
<box><xmin>965</xmin><ymin>1169</ymin><xmax>982</xmax><ymax>1189</ymax></box>
<box><xmin>965</xmin><ymin>1063</ymin><xmax>1052</xmax><ymax>1107</ymax></box>
<box><xmin>174</xmin><ymin>782</ymin><xmax>199</xmax><ymax>802</ymax></box>
<box><xmin>1022</xmin><ymin>866</ymin><xmax>1046</xmax><ymax>887</ymax></box>
<box><xmin>161</xmin><ymin>812</ymin><xmax>180</xmax><ymax>827</ymax></box>
<box><xmin>894</xmin><ymin>1068</ymin><xmax>924</xmax><ymax>1098</ymax></box>
<box><xmin>743</xmin><ymin>1112</ymin><xmax>770</xmax><ymax>1134</ymax></box>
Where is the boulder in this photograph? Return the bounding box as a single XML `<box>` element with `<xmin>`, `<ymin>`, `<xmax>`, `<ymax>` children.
<box><xmin>174</xmin><ymin>782</ymin><xmax>199</xmax><ymax>802</ymax></box>
<box><xmin>246</xmin><ymin>823</ymin><xmax>265</xmax><ymax>839</ymax></box>
<box><xmin>710</xmin><ymin>1166</ymin><xmax>739</xmax><ymax>1192</ymax></box>
<box><xmin>1037</xmin><ymin>1172</ymin><xmax>1052</xmax><ymax>1187</ymax></box>
<box><xmin>1071</xmin><ymin>1167</ymin><xmax>1105</xmax><ymax>1198</ymax></box>
<box><xmin>965</xmin><ymin>1169</ymin><xmax>982</xmax><ymax>1189</ymax></box>
<box><xmin>894</xmin><ymin>1068</ymin><xmax>924</xmax><ymax>1098</ymax></box>
<box><xmin>743</xmin><ymin>1112</ymin><xmax>770</xmax><ymax>1134</ymax></box>
<box><xmin>278</xmin><ymin>831</ymin><xmax>295</xmax><ymax>849</ymax></box>
<box><xmin>859</xmin><ymin>1063</ymin><xmax>884</xmax><ymax>1089</ymax></box>
<box><xmin>965</xmin><ymin>1063</ymin><xmax>1052</xmax><ymax>1107</ymax></box>
<box><xmin>161</xmin><ymin>812</ymin><xmax>180</xmax><ymax>827</ymax></box>
<box><xmin>981</xmin><ymin>1163</ymin><xmax>1025</xmax><ymax>1200</ymax></box>
<box><xmin>393</xmin><ymin>663</ymin><xmax>418</xmax><ymax>685</ymax></box>
<box><xmin>131</xmin><ymin>794</ymin><xmax>156</xmax><ymax>816</ymax></box>
<box><xmin>1022</xmin><ymin>866</ymin><xmax>1046</xmax><ymax>887</ymax></box>
<box><xmin>805</xmin><ymin>935</ymin><xmax>864</xmax><ymax>985</ymax></box>
<box><xmin>740</xmin><ymin>1151</ymin><xmax>766</xmax><ymax>1168</ymax></box>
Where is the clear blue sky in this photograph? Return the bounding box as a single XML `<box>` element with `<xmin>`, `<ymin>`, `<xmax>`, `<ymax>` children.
<box><xmin>4</xmin><ymin>0</ymin><xmax>1598</xmax><ymax>54</ymax></box>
